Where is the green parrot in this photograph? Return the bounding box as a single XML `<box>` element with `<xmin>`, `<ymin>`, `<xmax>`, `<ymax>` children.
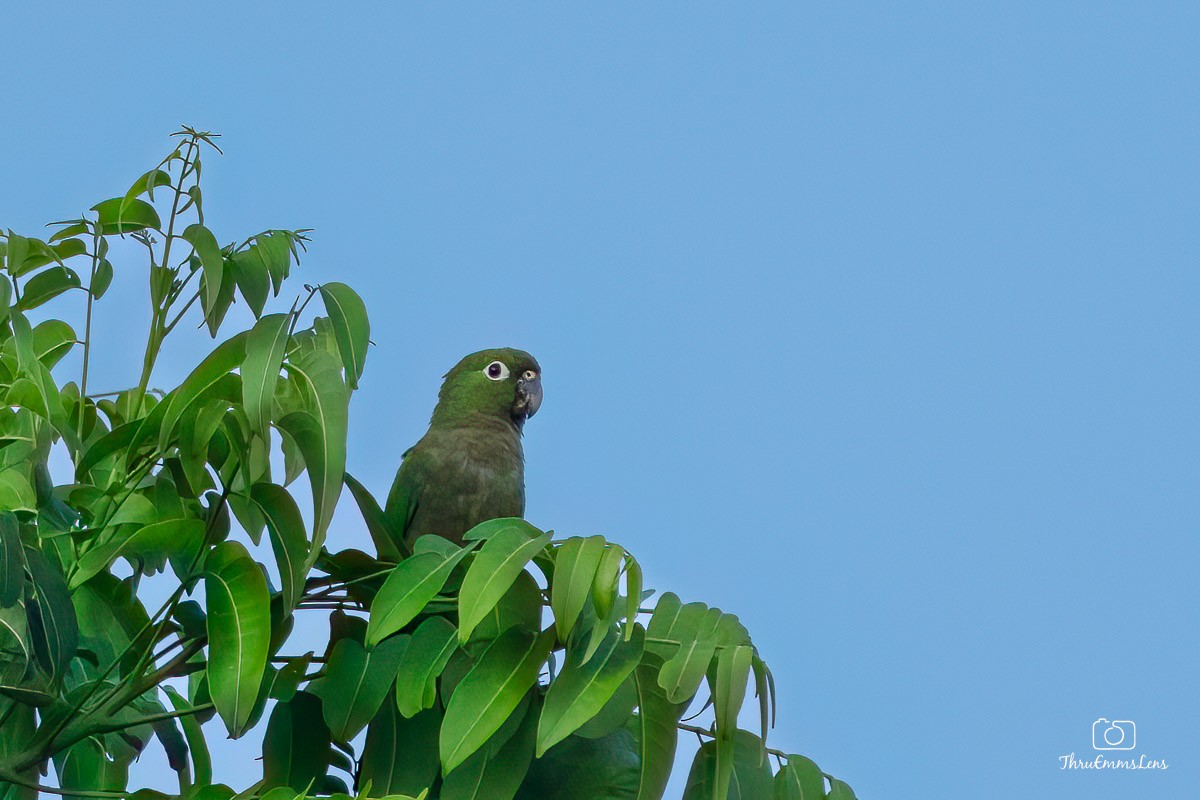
<box><xmin>385</xmin><ymin>348</ymin><xmax>543</xmax><ymax>549</ymax></box>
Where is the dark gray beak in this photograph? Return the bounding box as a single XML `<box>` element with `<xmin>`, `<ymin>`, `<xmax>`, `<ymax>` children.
<box><xmin>514</xmin><ymin>374</ymin><xmax>543</xmax><ymax>419</ymax></box>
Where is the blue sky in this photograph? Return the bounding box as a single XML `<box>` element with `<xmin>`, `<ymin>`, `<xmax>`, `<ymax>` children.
<box><xmin>2</xmin><ymin>3</ymin><xmax>1197</xmax><ymax>798</ymax></box>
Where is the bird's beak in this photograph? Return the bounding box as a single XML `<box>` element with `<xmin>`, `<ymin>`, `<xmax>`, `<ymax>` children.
<box><xmin>515</xmin><ymin>373</ymin><xmax>543</xmax><ymax>419</ymax></box>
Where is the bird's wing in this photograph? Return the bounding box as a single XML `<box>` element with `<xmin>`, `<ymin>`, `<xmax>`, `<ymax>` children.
<box><xmin>384</xmin><ymin>445</ymin><xmax>425</xmax><ymax>552</ymax></box>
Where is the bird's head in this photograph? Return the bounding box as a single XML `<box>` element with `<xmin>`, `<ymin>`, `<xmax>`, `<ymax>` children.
<box><xmin>431</xmin><ymin>348</ymin><xmax>542</xmax><ymax>429</ymax></box>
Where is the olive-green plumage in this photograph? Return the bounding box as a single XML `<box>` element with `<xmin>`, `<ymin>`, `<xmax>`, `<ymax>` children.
<box><xmin>385</xmin><ymin>348</ymin><xmax>543</xmax><ymax>549</ymax></box>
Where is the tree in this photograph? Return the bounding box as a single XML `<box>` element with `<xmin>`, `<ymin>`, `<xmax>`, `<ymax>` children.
<box><xmin>0</xmin><ymin>129</ymin><xmax>859</xmax><ymax>800</ymax></box>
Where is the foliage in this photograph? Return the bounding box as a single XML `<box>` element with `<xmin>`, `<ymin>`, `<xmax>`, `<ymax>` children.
<box><xmin>0</xmin><ymin>130</ymin><xmax>859</xmax><ymax>799</ymax></box>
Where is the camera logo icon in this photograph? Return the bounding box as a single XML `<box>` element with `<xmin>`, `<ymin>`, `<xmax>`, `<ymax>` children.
<box><xmin>1092</xmin><ymin>718</ymin><xmax>1136</xmax><ymax>751</ymax></box>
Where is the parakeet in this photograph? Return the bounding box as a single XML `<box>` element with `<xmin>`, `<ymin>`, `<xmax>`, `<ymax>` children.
<box><xmin>385</xmin><ymin>348</ymin><xmax>542</xmax><ymax>549</ymax></box>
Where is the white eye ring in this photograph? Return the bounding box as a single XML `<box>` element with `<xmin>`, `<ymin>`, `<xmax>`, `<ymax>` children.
<box><xmin>484</xmin><ymin>360</ymin><xmax>510</xmax><ymax>381</ymax></box>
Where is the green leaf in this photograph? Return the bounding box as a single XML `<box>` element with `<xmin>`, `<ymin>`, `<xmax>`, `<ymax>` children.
<box><xmin>752</xmin><ymin>655</ymin><xmax>773</xmax><ymax>747</ymax></box>
<box><xmin>164</xmin><ymin>685</ymin><xmax>212</xmax><ymax>788</ymax></box>
<box><xmin>0</xmin><ymin>513</ymin><xmax>23</xmax><ymax>607</ymax></box>
<box><xmin>468</xmin><ymin>569</ymin><xmax>544</xmax><ymax>652</ymax></box>
<box><xmin>648</xmin><ymin>595</ymin><xmax>723</xmax><ymax>704</ymax></box>
<box><xmin>319</xmin><ymin>282</ymin><xmax>370</xmax><ymax>389</ymax></box>
<box><xmin>31</xmin><ymin>320</ymin><xmax>77</xmax><ymax>368</ymax></box>
<box><xmin>682</xmin><ymin>731</ymin><xmax>772</xmax><ymax>800</ymax></box>
<box><xmin>551</xmin><ymin>536</ymin><xmax>608</xmax><ymax>641</ymax></box>
<box><xmin>72</xmin><ymin>572</ymin><xmax>150</xmax><ymax>674</ymax></box>
<box><xmin>24</xmin><ymin>547</ymin><xmax>78</xmax><ymax>681</ymax></box>
<box><xmin>825</xmin><ymin>779</ymin><xmax>857</xmax><ymax>800</ymax></box>
<box><xmin>366</xmin><ymin>545</ymin><xmax>472</xmax><ymax>647</ymax></box>
<box><xmin>312</xmin><ymin>635</ymin><xmax>407</xmax><ymax>743</ymax></box>
<box><xmin>11</xmin><ymin>237</ymin><xmax>86</xmax><ymax>277</ymax></box>
<box><xmin>772</xmin><ymin>757</ymin><xmax>826</xmax><ymax>800</ymax></box>
<box><xmin>15</xmin><ymin>266</ymin><xmax>81</xmax><ymax>310</ymax></box>
<box><xmin>538</xmin><ymin>624</ymin><xmax>645</xmax><ymax>756</ymax></box>
<box><xmin>0</xmin><ymin>600</ymin><xmax>31</xmax><ymax>677</ymax></box>
<box><xmin>360</xmin><ymin>701</ymin><xmax>441</xmax><ymax>797</ymax></box>
<box><xmin>230</xmin><ymin>250</ymin><xmax>270</xmax><ymax>318</ymax></box>
<box><xmin>250</xmin><ymin>483</ymin><xmax>308</xmax><ymax>614</ymax></box>
<box><xmin>515</xmin><ymin>726</ymin><xmax>640</xmax><ymax>800</ymax></box>
<box><xmin>714</xmin><ymin>645</ymin><xmax>755</xmax><ymax>800</ymax></box>
<box><xmin>91</xmin><ymin>258</ymin><xmax>114</xmax><ymax>299</ymax></box>
<box><xmin>276</xmin><ymin>348</ymin><xmax>348</xmax><ymax>553</ymax></box>
<box><xmin>0</xmin><ymin>700</ymin><xmax>37</xmax><ymax>799</ymax></box>
<box><xmin>458</xmin><ymin>524</ymin><xmax>551</xmax><ymax>643</ymax></box>
<box><xmin>344</xmin><ymin>472</ymin><xmax>401</xmax><ymax>561</ymax></box>
<box><xmin>0</xmin><ymin>469</ymin><xmax>36</xmax><ymax>512</ymax></box>
<box><xmin>440</xmin><ymin>626</ymin><xmax>555</xmax><ymax>772</ymax></box>
<box><xmin>632</xmin><ymin>653</ymin><xmax>686</xmax><ymax>800</ymax></box>
<box><xmin>442</xmin><ymin>697</ymin><xmax>538</xmax><ymax>800</ymax></box>
<box><xmin>242</xmin><ymin>313</ymin><xmax>291</xmax><ymax>440</ymax></box>
<box><xmin>394</xmin><ymin>615</ymin><xmax>457</xmax><ymax>718</ymax></box>
<box><xmin>54</xmin><ymin>738</ymin><xmax>131</xmax><ymax>799</ymax></box>
<box><xmin>262</xmin><ymin>690</ymin><xmax>330</xmax><ymax>791</ymax></box>
<box><xmin>125</xmin><ymin>168</ymin><xmax>173</xmax><ymax>204</ymax></box>
<box><xmin>246</xmin><ymin>232</ymin><xmax>294</xmax><ymax>295</ymax></box>
<box><xmin>91</xmin><ymin>197</ymin><xmax>161</xmax><ymax>234</ymax></box>
<box><xmin>624</xmin><ymin>553</ymin><xmax>643</xmax><ymax>642</ymax></box>
<box><xmin>3</xmin><ymin>232</ymin><xmax>29</xmax><ymax>276</ymax></box>
<box><xmin>182</xmin><ymin>224</ymin><xmax>225</xmax><ymax>316</ymax></box>
<box><xmin>0</xmin><ymin>277</ymin><xmax>10</xmax><ymax>325</ymax></box>
<box><xmin>157</xmin><ymin>331</ymin><xmax>249</xmax><ymax>450</ymax></box>
<box><xmin>591</xmin><ymin>545</ymin><xmax>624</xmax><ymax>622</ymax></box>
<box><xmin>70</xmin><ymin>518</ymin><xmax>205</xmax><ymax>589</ymax></box>
<box><xmin>205</xmin><ymin>540</ymin><xmax>271</xmax><ymax>737</ymax></box>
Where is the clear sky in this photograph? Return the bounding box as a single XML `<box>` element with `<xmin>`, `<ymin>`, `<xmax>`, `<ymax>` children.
<box><xmin>2</xmin><ymin>3</ymin><xmax>1197</xmax><ymax>798</ymax></box>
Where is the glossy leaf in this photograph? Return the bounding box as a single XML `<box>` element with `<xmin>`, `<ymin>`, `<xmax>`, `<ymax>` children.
<box><xmin>440</xmin><ymin>626</ymin><xmax>555</xmax><ymax>772</ymax></box>
<box><xmin>319</xmin><ymin>282</ymin><xmax>370</xmax><ymax>389</ymax></box>
<box><xmin>276</xmin><ymin>348</ymin><xmax>348</xmax><ymax>553</ymax></box>
<box><xmin>458</xmin><ymin>524</ymin><xmax>551</xmax><ymax>643</ymax></box>
<box><xmin>91</xmin><ymin>197</ymin><xmax>162</xmax><ymax>234</ymax></box>
<box><xmin>360</xmin><ymin>702</ymin><xmax>441</xmax><ymax>797</ymax></box>
<box><xmin>242</xmin><ymin>313</ymin><xmax>290</xmax><ymax>440</ymax></box>
<box><xmin>538</xmin><ymin>624</ymin><xmax>645</xmax><ymax>756</ymax></box>
<box><xmin>157</xmin><ymin>331</ymin><xmax>249</xmax><ymax>449</ymax></box>
<box><xmin>825</xmin><ymin>780</ymin><xmax>858</xmax><ymax>800</ymax></box>
<box><xmin>312</xmin><ymin>635</ymin><xmax>407</xmax><ymax>743</ymax></box>
<box><xmin>31</xmin><ymin>319</ymin><xmax>77</xmax><ymax>368</ymax></box>
<box><xmin>631</xmin><ymin>654</ymin><xmax>685</xmax><ymax>800</ymax></box>
<box><xmin>164</xmin><ymin>685</ymin><xmax>212</xmax><ymax>788</ymax></box>
<box><xmin>442</xmin><ymin>697</ymin><xmax>538</xmax><ymax>800</ymax></box>
<box><xmin>0</xmin><ymin>512</ymin><xmax>23</xmax><ymax>607</ymax></box>
<box><xmin>551</xmin><ymin>535</ymin><xmax>608</xmax><ymax>641</ymax></box>
<box><xmin>262</xmin><ymin>690</ymin><xmax>330</xmax><ymax>791</ymax></box>
<box><xmin>714</xmin><ymin>645</ymin><xmax>755</xmax><ymax>800</ymax></box>
<box><xmin>516</xmin><ymin>726</ymin><xmax>641</xmax><ymax>800</ymax></box>
<box><xmin>251</xmin><ymin>483</ymin><xmax>308</xmax><ymax>614</ymax></box>
<box><xmin>230</xmin><ymin>250</ymin><xmax>270</xmax><ymax>318</ymax></box>
<box><xmin>70</xmin><ymin>518</ymin><xmax>205</xmax><ymax>589</ymax></box>
<box><xmin>366</xmin><ymin>545</ymin><xmax>472</xmax><ymax>647</ymax></box>
<box><xmin>624</xmin><ymin>553</ymin><xmax>643</xmax><ymax>641</ymax></box>
<box><xmin>183</xmin><ymin>223</ymin><xmax>225</xmax><ymax>315</ymax></box>
<box><xmin>682</xmin><ymin>731</ymin><xmax>772</xmax><ymax>800</ymax></box>
<box><xmin>772</xmin><ymin>757</ymin><xmax>826</xmax><ymax>800</ymax></box>
<box><xmin>206</xmin><ymin>541</ymin><xmax>271</xmax><ymax>737</ymax></box>
<box><xmin>591</xmin><ymin>544</ymin><xmax>624</xmax><ymax>622</ymax></box>
<box><xmin>24</xmin><ymin>547</ymin><xmax>78</xmax><ymax>680</ymax></box>
<box><xmin>394</xmin><ymin>616</ymin><xmax>457</xmax><ymax>717</ymax></box>
<box><xmin>657</xmin><ymin>609</ymin><xmax>722</xmax><ymax>704</ymax></box>
<box><xmin>15</xmin><ymin>266</ymin><xmax>81</xmax><ymax>310</ymax></box>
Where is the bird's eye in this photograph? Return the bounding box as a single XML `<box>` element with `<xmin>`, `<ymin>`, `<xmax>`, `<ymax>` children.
<box><xmin>484</xmin><ymin>361</ymin><xmax>509</xmax><ymax>381</ymax></box>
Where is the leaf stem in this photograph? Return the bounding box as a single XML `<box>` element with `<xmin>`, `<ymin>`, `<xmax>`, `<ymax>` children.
<box><xmin>133</xmin><ymin>135</ymin><xmax>199</xmax><ymax>407</ymax></box>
